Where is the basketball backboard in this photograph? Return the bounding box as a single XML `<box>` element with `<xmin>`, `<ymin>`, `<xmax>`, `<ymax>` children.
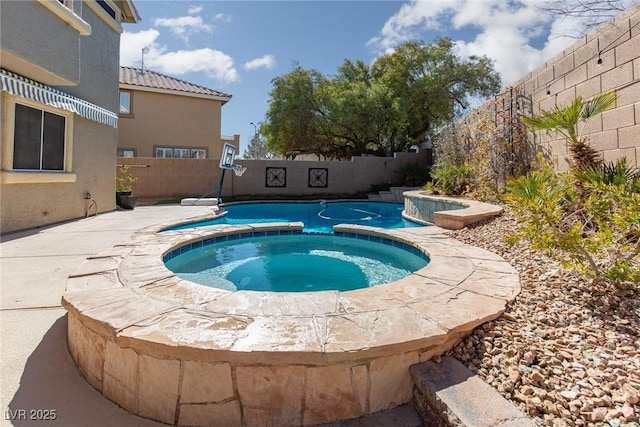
<box><xmin>220</xmin><ymin>143</ymin><xmax>237</xmax><ymax>169</ymax></box>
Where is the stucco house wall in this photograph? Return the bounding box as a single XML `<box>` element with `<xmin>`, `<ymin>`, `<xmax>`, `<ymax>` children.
<box><xmin>0</xmin><ymin>0</ymin><xmax>85</xmax><ymax>86</ymax></box>
<box><xmin>117</xmin><ymin>67</ymin><xmax>233</xmax><ymax>160</ymax></box>
<box><xmin>1</xmin><ymin>1</ymin><xmax>138</xmax><ymax>234</ymax></box>
<box><xmin>117</xmin><ymin>88</ymin><xmax>225</xmax><ymax>158</ymax></box>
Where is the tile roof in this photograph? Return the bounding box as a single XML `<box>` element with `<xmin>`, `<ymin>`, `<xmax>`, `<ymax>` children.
<box><xmin>119</xmin><ymin>67</ymin><xmax>232</xmax><ymax>101</ymax></box>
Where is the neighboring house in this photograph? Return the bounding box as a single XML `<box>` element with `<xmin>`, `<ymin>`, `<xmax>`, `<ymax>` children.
<box><xmin>118</xmin><ymin>67</ymin><xmax>236</xmax><ymax>159</ymax></box>
<box><xmin>1</xmin><ymin>0</ymin><xmax>140</xmax><ymax>234</ymax></box>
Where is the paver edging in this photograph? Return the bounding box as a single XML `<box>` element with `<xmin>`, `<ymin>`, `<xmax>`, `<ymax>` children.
<box><xmin>411</xmin><ymin>357</ymin><xmax>535</xmax><ymax>427</ymax></box>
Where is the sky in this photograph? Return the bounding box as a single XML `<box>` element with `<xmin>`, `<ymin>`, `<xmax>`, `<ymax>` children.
<box><xmin>119</xmin><ymin>0</ymin><xmax>634</xmax><ymax>155</ymax></box>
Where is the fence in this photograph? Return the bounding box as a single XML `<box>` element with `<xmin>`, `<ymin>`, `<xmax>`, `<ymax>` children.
<box><xmin>443</xmin><ymin>3</ymin><xmax>640</xmax><ymax>172</ymax></box>
<box><xmin>118</xmin><ymin>150</ymin><xmax>430</xmax><ymax>202</ymax></box>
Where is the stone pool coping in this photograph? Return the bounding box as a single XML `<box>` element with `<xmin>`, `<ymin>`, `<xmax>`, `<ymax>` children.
<box><xmin>402</xmin><ymin>191</ymin><xmax>503</xmax><ymax>230</ymax></box>
<box><xmin>62</xmin><ymin>215</ymin><xmax>520</xmax><ymax>426</ymax></box>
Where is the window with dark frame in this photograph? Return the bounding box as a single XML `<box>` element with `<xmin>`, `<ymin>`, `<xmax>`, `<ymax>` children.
<box><xmin>13</xmin><ymin>104</ymin><xmax>66</xmax><ymax>171</ymax></box>
<box><xmin>96</xmin><ymin>0</ymin><xmax>116</xmax><ymax>19</ymax></box>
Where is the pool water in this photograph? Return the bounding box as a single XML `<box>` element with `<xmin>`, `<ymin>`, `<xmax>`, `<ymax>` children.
<box><xmin>164</xmin><ymin>234</ymin><xmax>429</xmax><ymax>292</ymax></box>
<box><xmin>167</xmin><ymin>201</ymin><xmax>422</xmax><ymax>233</ymax></box>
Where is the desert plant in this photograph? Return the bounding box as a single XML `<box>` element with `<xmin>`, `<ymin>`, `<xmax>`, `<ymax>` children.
<box><xmin>505</xmin><ymin>157</ymin><xmax>639</xmax><ymax>287</ymax></box>
<box><xmin>574</xmin><ymin>157</ymin><xmax>640</xmax><ymax>194</ymax></box>
<box><xmin>427</xmin><ymin>163</ymin><xmax>470</xmax><ymax>195</ymax></box>
<box><xmin>521</xmin><ymin>91</ymin><xmax>617</xmax><ymax>170</ymax></box>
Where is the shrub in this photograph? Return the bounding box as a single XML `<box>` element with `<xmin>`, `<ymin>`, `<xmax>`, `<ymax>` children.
<box><xmin>116</xmin><ymin>165</ymin><xmax>137</xmax><ymax>193</ymax></box>
<box><xmin>505</xmin><ymin>157</ymin><xmax>639</xmax><ymax>288</ymax></box>
<box><xmin>395</xmin><ymin>162</ymin><xmax>430</xmax><ymax>186</ymax></box>
<box><xmin>431</xmin><ymin>87</ymin><xmax>534</xmax><ymax>202</ymax></box>
<box><xmin>426</xmin><ymin>163</ymin><xmax>470</xmax><ymax>195</ymax></box>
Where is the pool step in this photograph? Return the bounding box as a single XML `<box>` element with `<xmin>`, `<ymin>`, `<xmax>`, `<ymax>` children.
<box><xmin>368</xmin><ymin>187</ymin><xmax>419</xmax><ymax>203</ymax></box>
<box><xmin>410</xmin><ymin>357</ymin><xmax>535</xmax><ymax>427</ymax></box>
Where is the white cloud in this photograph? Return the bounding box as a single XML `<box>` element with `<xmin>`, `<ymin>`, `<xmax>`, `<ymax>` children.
<box><xmin>541</xmin><ymin>18</ymin><xmax>581</xmax><ymax>62</ymax></box>
<box><xmin>120</xmin><ymin>29</ymin><xmax>161</xmax><ymax>66</ymax></box>
<box><xmin>214</xmin><ymin>13</ymin><xmax>232</xmax><ymax>22</ymax></box>
<box><xmin>120</xmin><ymin>30</ymin><xmax>239</xmax><ymax>84</ymax></box>
<box><xmin>154</xmin><ymin>15</ymin><xmax>212</xmax><ymax>42</ymax></box>
<box><xmin>368</xmin><ymin>0</ymin><xmax>573</xmax><ymax>86</ymax></box>
<box><xmin>244</xmin><ymin>55</ymin><xmax>276</xmax><ymax>70</ymax></box>
<box><xmin>452</xmin><ymin>1</ymin><xmax>543</xmax><ymax>30</ymax></box>
<box><xmin>188</xmin><ymin>6</ymin><xmax>203</xmax><ymax>15</ymax></box>
<box><xmin>455</xmin><ymin>27</ymin><xmax>544</xmax><ymax>85</ymax></box>
<box><xmin>368</xmin><ymin>0</ymin><xmax>461</xmax><ymax>53</ymax></box>
<box><xmin>151</xmin><ymin>48</ymin><xmax>239</xmax><ymax>83</ymax></box>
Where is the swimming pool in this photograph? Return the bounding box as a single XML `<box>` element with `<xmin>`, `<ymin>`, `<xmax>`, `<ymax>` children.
<box><xmin>164</xmin><ymin>232</ymin><xmax>429</xmax><ymax>292</ymax></box>
<box><xmin>167</xmin><ymin>201</ymin><xmax>422</xmax><ymax>233</ymax></box>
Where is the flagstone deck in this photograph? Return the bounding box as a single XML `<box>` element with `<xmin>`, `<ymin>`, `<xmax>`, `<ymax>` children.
<box><xmin>62</xmin><ymin>216</ymin><xmax>520</xmax><ymax>426</ymax></box>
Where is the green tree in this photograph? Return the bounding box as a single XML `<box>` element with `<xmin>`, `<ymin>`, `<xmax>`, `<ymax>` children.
<box><xmin>509</xmin><ymin>91</ymin><xmax>638</xmax><ymax>288</ymax></box>
<box><xmin>263</xmin><ymin>38</ymin><xmax>501</xmax><ymax>159</ymax></box>
<box><xmin>372</xmin><ymin>39</ymin><xmax>501</xmax><ymax>149</ymax></box>
<box><xmin>262</xmin><ymin>67</ymin><xmax>323</xmax><ymax>158</ymax></box>
<box><xmin>242</xmin><ymin>127</ymin><xmax>275</xmax><ymax>160</ymax></box>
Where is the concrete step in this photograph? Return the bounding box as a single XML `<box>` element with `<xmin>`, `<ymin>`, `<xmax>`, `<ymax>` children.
<box><xmin>368</xmin><ymin>187</ymin><xmax>419</xmax><ymax>202</ymax></box>
<box><xmin>411</xmin><ymin>357</ymin><xmax>535</xmax><ymax>427</ymax></box>
<box><xmin>390</xmin><ymin>186</ymin><xmax>419</xmax><ymax>202</ymax></box>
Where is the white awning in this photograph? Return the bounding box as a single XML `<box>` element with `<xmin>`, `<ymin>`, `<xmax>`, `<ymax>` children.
<box><xmin>1</xmin><ymin>68</ymin><xmax>118</xmax><ymax>128</ymax></box>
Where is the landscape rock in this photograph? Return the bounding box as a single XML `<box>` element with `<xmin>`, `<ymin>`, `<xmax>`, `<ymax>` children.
<box><xmin>447</xmin><ymin>211</ymin><xmax>640</xmax><ymax>426</ymax></box>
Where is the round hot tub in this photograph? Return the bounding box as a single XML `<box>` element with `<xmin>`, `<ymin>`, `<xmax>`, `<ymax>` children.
<box><xmin>62</xmin><ymin>221</ymin><xmax>520</xmax><ymax>427</ymax></box>
<box><xmin>164</xmin><ymin>232</ymin><xmax>429</xmax><ymax>292</ymax></box>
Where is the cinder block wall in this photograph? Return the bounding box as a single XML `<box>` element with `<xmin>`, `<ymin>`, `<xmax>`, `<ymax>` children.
<box><xmin>119</xmin><ymin>151</ymin><xmax>429</xmax><ymax>201</ymax></box>
<box><xmin>463</xmin><ymin>4</ymin><xmax>640</xmax><ymax>171</ymax></box>
<box><xmin>117</xmin><ymin>158</ymin><xmax>224</xmax><ymax>200</ymax></box>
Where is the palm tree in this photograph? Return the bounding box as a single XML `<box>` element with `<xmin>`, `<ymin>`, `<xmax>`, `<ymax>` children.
<box><xmin>522</xmin><ymin>91</ymin><xmax>617</xmax><ymax>170</ymax></box>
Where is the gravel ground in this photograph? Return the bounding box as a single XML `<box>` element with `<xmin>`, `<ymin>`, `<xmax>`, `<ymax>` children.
<box><xmin>445</xmin><ymin>210</ymin><xmax>640</xmax><ymax>427</ymax></box>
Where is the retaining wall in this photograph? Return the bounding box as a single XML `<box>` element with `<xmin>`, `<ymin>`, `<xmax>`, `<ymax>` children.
<box><xmin>402</xmin><ymin>191</ymin><xmax>503</xmax><ymax>230</ymax></box>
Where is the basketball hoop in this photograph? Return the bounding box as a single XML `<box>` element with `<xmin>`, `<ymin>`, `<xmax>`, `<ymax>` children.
<box><xmin>219</xmin><ymin>143</ymin><xmax>247</xmax><ymax>176</ymax></box>
<box><xmin>232</xmin><ymin>164</ymin><xmax>247</xmax><ymax>176</ymax></box>
<box><xmin>220</xmin><ymin>143</ymin><xmax>237</xmax><ymax>169</ymax></box>
<box><xmin>185</xmin><ymin>144</ymin><xmax>246</xmax><ymax>206</ymax></box>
